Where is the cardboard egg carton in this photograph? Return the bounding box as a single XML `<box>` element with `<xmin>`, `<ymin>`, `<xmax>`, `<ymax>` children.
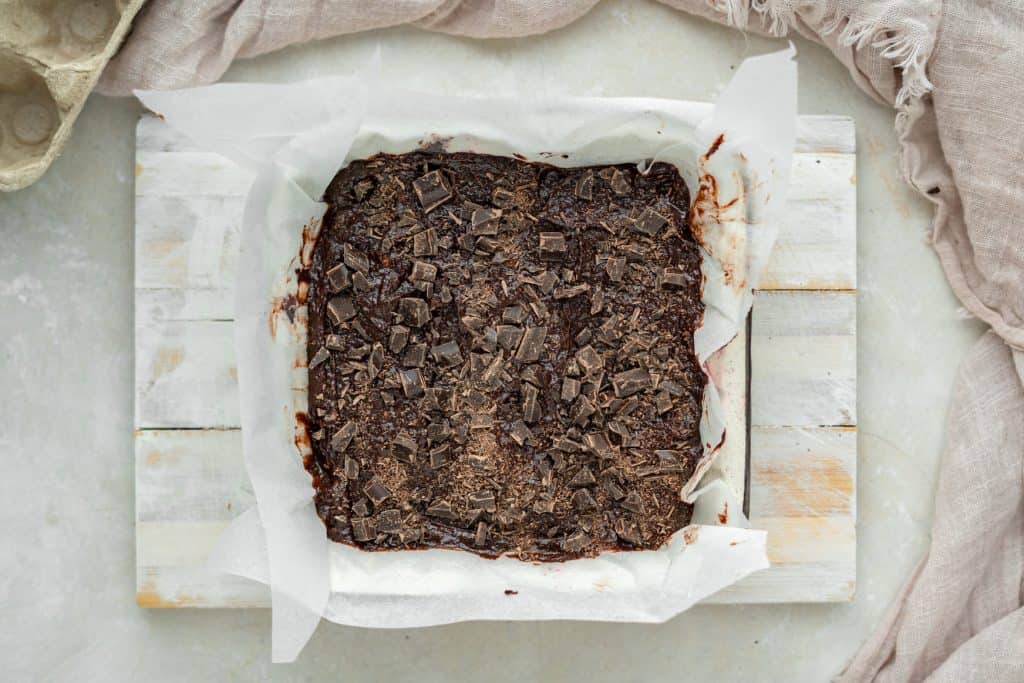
<box><xmin>0</xmin><ymin>0</ymin><xmax>146</xmax><ymax>192</ymax></box>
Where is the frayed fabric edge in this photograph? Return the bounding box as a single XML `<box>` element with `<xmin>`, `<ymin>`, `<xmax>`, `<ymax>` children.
<box><xmin>708</xmin><ymin>0</ymin><xmax>936</xmax><ymax>111</ymax></box>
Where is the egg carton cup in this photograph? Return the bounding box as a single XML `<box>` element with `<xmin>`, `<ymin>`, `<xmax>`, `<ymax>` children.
<box><xmin>0</xmin><ymin>0</ymin><xmax>146</xmax><ymax>192</ymax></box>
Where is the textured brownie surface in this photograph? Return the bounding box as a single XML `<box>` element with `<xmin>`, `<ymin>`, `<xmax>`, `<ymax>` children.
<box><xmin>303</xmin><ymin>151</ymin><xmax>704</xmax><ymax>561</ymax></box>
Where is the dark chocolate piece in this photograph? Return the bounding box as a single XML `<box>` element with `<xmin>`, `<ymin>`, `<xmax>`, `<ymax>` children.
<box><xmin>413</xmin><ymin>171</ymin><xmax>452</xmax><ymax>212</ymax></box>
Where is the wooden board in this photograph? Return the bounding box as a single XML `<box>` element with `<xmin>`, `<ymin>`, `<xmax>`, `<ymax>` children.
<box><xmin>134</xmin><ymin>114</ymin><xmax>857</xmax><ymax>607</ymax></box>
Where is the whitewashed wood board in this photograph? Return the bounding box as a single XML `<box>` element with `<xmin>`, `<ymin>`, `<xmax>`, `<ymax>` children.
<box><xmin>134</xmin><ymin>114</ymin><xmax>857</xmax><ymax>607</ymax></box>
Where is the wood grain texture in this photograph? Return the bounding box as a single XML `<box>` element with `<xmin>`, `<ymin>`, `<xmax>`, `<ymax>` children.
<box><xmin>134</xmin><ymin>113</ymin><xmax>857</xmax><ymax>607</ymax></box>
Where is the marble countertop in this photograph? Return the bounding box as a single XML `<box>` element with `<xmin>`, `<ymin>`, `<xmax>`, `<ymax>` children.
<box><xmin>0</xmin><ymin>1</ymin><xmax>984</xmax><ymax>679</ymax></box>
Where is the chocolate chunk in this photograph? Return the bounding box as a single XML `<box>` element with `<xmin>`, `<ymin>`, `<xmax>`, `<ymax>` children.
<box><xmin>363</xmin><ymin>477</ymin><xmax>392</xmax><ymax>505</ymax></box>
<box><xmin>620</xmin><ymin>491</ymin><xmax>644</xmax><ymax>513</ymax></box>
<box><xmin>508</xmin><ymin>419</ymin><xmax>533</xmax><ymax>446</ymax></box>
<box><xmin>572</xmin><ymin>488</ymin><xmax>597</xmax><ymax>511</ymax></box>
<box><xmin>351</xmin><ymin>498</ymin><xmax>370</xmax><ymax>517</ymax></box>
<box><xmin>614</xmin><ymin>517</ymin><xmax>641</xmax><ymax>545</ymax></box>
<box><xmin>492</xmin><ymin>187</ymin><xmax>515</xmax><ymax>208</ymax></box>
<box><xmin>353</xmin><ymin>179</ymin><xmax>375</xmax><ymax>202</ymax></box>
<box><xmin>583</xmin><ymin>432</ymin><xmax>615</xmax><ymax>459</ymax></box>
<box><xmin>426</xmin><ymin>499</ymin><xmax>457</xmax><ymax>520</ymax></box>
<box><xmin>331</xmin><ymin>421</ymin><xmax>358</xmax><ymax>453</ymax></box>
<box><xmin>391</xmin><ymin>433</ymin><xmax>418</xmax><ymax>463</ymax></box>
<box><xmin>429</xmin><ymin>445</ymin><xmax>450</xmax><ymax>469</ymax></box>
<box><xmin>496</xmin><ymin>325</ymin><xmax>524</xmax><ymax>351</ymax></box>
<box><xmin>468</xmin><ymin>490</ymin><xmax>497</xmax><ymax>513</ymax></box>
<box><xmin>574</xmin><ymin>173</ymin><xmax>594</xmax><ymax>200</ymax></box>
<box><xmin>413</xmin><ymin>170</ymin><xmax>452</xmax><ymax>212</ymax></box>
<box><xmin>522</xmin><ymin>384</ymin><xmax>541</xmax><ymax>423</ymax></box>
<box><xmin>605</xmin><ymin>256</ymin><xmax>627</xmax><ymax>282</ymax></box>
<box><xmin>343</xmin><ymin>243</ymin><xmax>370</xmax><ymax>273</ymax></box>
<box><xmin>609</xmin><ymin>169</ymin><xmax>631</xmax><ymax>195</ymax></box>
<box><xmin>554</xmin><ymin>284</ymin><xmax>590</xmax><ymax>300</ymax></box>
<box><xmin>471</xmin><ymin>207</ymin><xmax>502</xmax><ymax>235</ymax></box>
<box><xmin>388</xmin><ymin>325</ymin><xmax>410</xmax><ymax>354</ymax></box>
<box><xmin>502</xmin><ymin>305</ymin><xmax>527</xmax><ymax>324</ymax></box>
<box><xmin>519</xmin><ymin>364</ymin><xmax>542</xmax><ymax>387</ymax></box>
<box><xmin>552</xmin><ymin>436</ymin><xmax>583</xmax><ymax>453</ymax></box>
<box><xmin>561</xmin><ymin>377</ymin><xmax>581</xmax><ymax>402</ymax></box>
<box><xmin>562</xmin><ymin>530</ymin><xmax>591</xmax><ymax>553</ymax></box>
<box><xmin>352</xmin><ymin>517</ymin><xmax>377</xmax><ymax>542</ymax></box>
<box><xmin>515</xmin><ymin>326</ymin><xmax>548</xmax><ymax>362</ymax></box>
<box><xmin>660</xmin><ymin>379</ymin><xmax>685</xmax><ymax>396</ymax></box>
<box><xmin>399</xmin><ymin>297</ymin><xmax>431</xmax><ymax>327</ymax></box>
<box><xmin>661</xmin><ymin>268</ymin><xmax>689</xmax><ymax>288</ymax></box>
<box><xmin>533</xmin><ymin>499</ymin><xmax>555</xmax><ymax>515</ymax></box>
<box><xmin>327</xmin><ymin>263</ymin><xmax>351</xmax><ymax>292</ymax></box>
<box><xmin>569</xmin><ymin>395</ymin><xmax>596</xmax><ymax>426</ymax></box>
<box><xmin>309</xmin><ymin>346</ymin><xmax>330</xmax><ymax>370</ymax></box>
<box><xmin>343</xmin><ymin>455</ymin><xmax>359</xmax><ymax>479</ymax></box>
<box><xmin>470</xmin><ymin>414</ymin><xmax>494</xmax><ymax>429</ymax></box>
<box><xmin>538</xmin><ymin>232</ymin><xmax>567</xmax><ymax>259</ymax></box>
<box><xmin>604</xmin><ymin>480</ymin><xmax>626</xmax><ymax>501</ymax></box>
<box><xmin>474</xmin><ymin>521</ymin><xmax>490</xmax><ymax>546</ymax></box>
<box><xmin>410</xmin><ymin>260</ymin><xmax>438</xmax><ymax>283</ymax></box>
<box><xmin>631</xmin><ymin>208</ymin><xmax>668</xmax><ymax>237</ymax></box>
<box><xmin>413</xmin><ymin>228</ymin><xmax>439</xmax><ymax>256</ymax></box>
<box><xmin>480</xmin><ymin>351</ymin><xmax>506</xmax><ymax>387</ymax></box>
<box><xmin>430</xmin><ymin>341</ymin><xmax>464</xmax><ymax>368</ymax></box>
<box><xmin>325</xmin><ymin>334</ymin><xmax>346</xmax><ymax>351</ymax></box>
<box><xmin>378</xmin><ymin>509</ymin><xmax>402</xmax><ymax>534</ymax></box>
<box><xmin>399</xmin><ymin>368</ymin><xmax>425</xmax><ymax>398</ymax></box>
<box><xmin>612</xmin><ymin>368</ymin><xmax>651</xmax><ymax>397</ymax></box>
<box><xmin>475</xmin><ymin>236</ymin><xmax>498</xmax><ymax>253</ymax></box>
<box><xmin>327</xmin><ymin>296</ymin><xmax>356</xmax><ymax>325</ymax></box>
<box><xmin>569</xmin><ymin>466</ymin><xmax>596</xmax><ymax>488</ymax></box>
<box><xmin>402</xmin><ymin>343</ymin><xmax>427</xmax><ymax>367</ymax></box>
<box><xmin>655</xmin><ymin>390</ymin><xmax>673</xmax><ymax>414</ymax></box>
<box><xmin>576</xmin><ymin>345</ymin><xmax>604</xmax><ymax>374</ymax></box>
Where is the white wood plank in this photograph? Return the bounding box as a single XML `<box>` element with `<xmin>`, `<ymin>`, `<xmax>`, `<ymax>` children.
<box><xmin>751</xmin><ymin>291</ymin><xmax>857</xmax><ymax>426</ymax></box>
<box><xmin>759</xmin><ymin>153</ymin><xmax>856</xmax><ymax>290</ymax></box>
<box><xmin>136</xmin><ymin>150</ymin><xmax>252</xmax><ymax>197</ymax></box>
<box><xmin>136</xmin><ymin>288</ymin><xmax>234</xmax><ymax>324</ymax></box>
<box><xmin>136</xmin><ymin>429</ymin><xmax>254</xmax><ymax>522</ymax></box>
<box><xmin>794</xmin><ymin>115</ymin><xmax>855</xmax><ymax>154</ymax></box>
<box><xmin>748</xmin><ymin>426</ymin><xmax>856</xmax><ymax>519</ymax></box>
<box><xmin>135</xmin><ymin>319</ymin><xmax>238</xmax><ymax>429</ymax></box>
<box><xmin>134</xmin><ymin>194</ymin><xmax>244</xmax><ymax>290</ymax></box>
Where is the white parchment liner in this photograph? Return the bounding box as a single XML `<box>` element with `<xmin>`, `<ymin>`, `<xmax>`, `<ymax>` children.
<box><xmin>137</xmin><ymin>47</ymin><xmax>796</xmax><ymax>662</ymax></box>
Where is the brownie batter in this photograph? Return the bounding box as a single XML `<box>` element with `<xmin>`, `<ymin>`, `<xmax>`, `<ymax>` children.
<box><xmin>302</xmin><ymin>151</ymin><xmax>705</xmax><ymax>561</ymax></box>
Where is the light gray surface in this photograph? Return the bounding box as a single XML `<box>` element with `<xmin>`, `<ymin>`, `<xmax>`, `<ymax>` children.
<box><xmin>0</xmin><ymin>1</ymin><xmax>984</xmax><ymax>680</ymax></box>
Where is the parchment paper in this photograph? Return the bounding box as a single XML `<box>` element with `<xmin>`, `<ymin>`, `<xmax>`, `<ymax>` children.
<box><xmin>137</xmin><ymin>46</ymin><xmax>796</xmax><ymax>662</ymax></box>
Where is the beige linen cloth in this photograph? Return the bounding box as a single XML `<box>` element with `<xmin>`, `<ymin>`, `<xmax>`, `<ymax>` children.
<box><xmin>102</xmin><ymin>2</ymin><xmax>1024</xmax><ymax>680</ymax></box>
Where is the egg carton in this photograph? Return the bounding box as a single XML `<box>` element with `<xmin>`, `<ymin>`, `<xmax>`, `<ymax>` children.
<box><xmin>0</xmin><ymin>0</ymin><xmax>146</xmax><ymax>192</ymax></box>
